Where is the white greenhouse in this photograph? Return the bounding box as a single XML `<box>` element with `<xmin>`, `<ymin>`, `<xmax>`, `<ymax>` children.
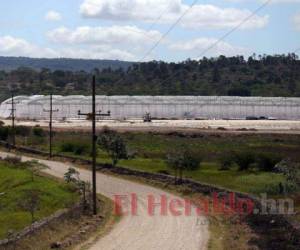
<box><xmin>0</xmin><ymin>95</ymin><xmax>300</xmax><ymax>120</ymax></box>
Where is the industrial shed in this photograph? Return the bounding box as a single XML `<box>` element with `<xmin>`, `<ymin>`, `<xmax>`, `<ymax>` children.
<box><xmin>0</xmin><ymin>95</ymin><xmax>300</xmax><ymax>120</ymax></box>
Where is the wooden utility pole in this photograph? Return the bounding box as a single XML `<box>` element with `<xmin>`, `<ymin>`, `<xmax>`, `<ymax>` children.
<box><xmin>8</xmin><ymin>93</ymin><xmax>19</xmax><ymax>146</ymax></box>
<box><xmin>43</xmin><ymin>94</ymin><xmax>59</xmax><ymax>158</ymax></box>
<box><xmin>78</xmin><ymin>76</ymin><xmax>111</xmax><ymax>215</ymax></box>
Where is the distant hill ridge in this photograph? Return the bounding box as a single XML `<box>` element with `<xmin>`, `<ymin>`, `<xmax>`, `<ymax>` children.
<box><xmin>0</xmin><ymin>56</ymin><xmax>133</xmax><ymax>72</ymax></box>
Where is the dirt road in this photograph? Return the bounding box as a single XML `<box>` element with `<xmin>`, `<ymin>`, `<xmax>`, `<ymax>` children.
<box><xmin>0</xmin><ymin>152</ymin><xmax>209</xmax><ymax>250</ymax></box>
<box><xmin>2</xmin><ymin>118</ymin><xmax>300</xmax><ymax>134</ymax></box>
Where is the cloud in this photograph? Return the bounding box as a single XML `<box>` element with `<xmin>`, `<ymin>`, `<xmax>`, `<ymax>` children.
<box><xmin>0</xmin><ymin>36</ymin><xmax>57</xmax><ymax>58</ymax></box>
<box><xmin>80</xmin><ymin>0</ymin><xmax>268</xmax><ymax>30</ymax></box>
<box><xmin>47</xmin><ymin>25</ymin><xmax>162</xmax><ymax>46</ymax></box>
<box><xmin>293</xmin><ymin>12</ymin><xmax>300</xmax><ymax>30</ymax></box>
<box><xmin>227</xmin><ymin>0</ymin><xmax>300</xmax><ymax>3</ymax></box>
<box><xmin>169</xmin><ymin>38</ymin><xmax>248</xmax><ymax>57</ymax></box>
<box><xmin>60</xmin><ymin>46</ymin><xmax>136</xmax><ymax>61</ymax></box>
<box><xmin>0</xmin><ymin>35</ymin><xmax>136</xmax><ymax>60</ymax></box>
<box><xmin>45</xmin><ymin>11</ymin><xmax>62</xmax><ymax>21</ymax></box>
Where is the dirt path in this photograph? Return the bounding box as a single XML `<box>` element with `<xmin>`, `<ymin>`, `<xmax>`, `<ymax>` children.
<box><xmin>0</xmin><ymin>152</ymin><xmax>209</xmax><ymax>250</ymax></box>
<box><xmin>2</xmin><ymin>119</ymin><xmax>300</xmax><ymax>135</ymax></box>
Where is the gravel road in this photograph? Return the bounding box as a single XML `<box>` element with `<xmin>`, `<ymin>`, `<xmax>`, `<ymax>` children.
<box><xmin>0</xmin><ymin>152</ymin><xmax>209</xmax><ymax>250</ymax></box>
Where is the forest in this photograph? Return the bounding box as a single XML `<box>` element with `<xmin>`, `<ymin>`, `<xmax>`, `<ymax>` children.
<box><xmin>0</xmin><ymin>54</ymin><xmax>299</xmax><ymax>101</ymax></box>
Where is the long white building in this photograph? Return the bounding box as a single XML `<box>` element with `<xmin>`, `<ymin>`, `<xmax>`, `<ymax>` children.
<box><xmin>0</xmin><ymin>95</ymin><xmax>300</xmax><ymax>120</ymax></box>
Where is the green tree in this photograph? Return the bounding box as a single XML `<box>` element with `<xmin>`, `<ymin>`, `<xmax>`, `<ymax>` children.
<box><xmin>64</xmin><ymin>167</ymin><xmax>80</xmax><ymax>183</ymax></box>
<box><xmin>234</xmin><ymin>151</ymin><xmax>255</xmax><ymax>171</ymax></box>
<box><xmin>0</xmin><ymin>126</ymin><xmax>9</xmax><ymax>141</ymax></box>
<box><xmin>98</xmin><ymin>133</ymin><xmax>128</xmax><ymax>166</ymax></box>
<box><xmin>166</xmin><ymin>149</ymin><xmax>202</xmax><ymax>184</ymax></box>
<box><xmin>64</xmin><ymin>168</ymin><xmax>90</xmax><ymax>207</ymax></box>
<box><xmin>219</xmin><ymin>153</ymin><xmax>234</xmax><ymax>171</ymax></box>
<box><xmin>256</xmin><ymin>153</ymin><xmax>282</xmax><ymax>172</ymax></box>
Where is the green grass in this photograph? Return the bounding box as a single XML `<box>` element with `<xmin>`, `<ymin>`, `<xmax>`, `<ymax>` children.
<box><xmin>0</xmin><ymin>161</ymin><xmax>79</xmax><ymax>239</ymax></box>
<box><xmin>117</xmin><ymin>159</ymin><xmax>285</xmax><ymax>195</ymax></box>
<box><xmin>15</xmin><ymin>130</ymin><xmax>297</xmax><ymax>196</ymax></box>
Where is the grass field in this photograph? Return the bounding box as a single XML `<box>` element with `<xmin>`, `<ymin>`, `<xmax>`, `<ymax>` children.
<box><xmin>0</xmin><ymin>160</ymin><xmax>79</xmax><ymax>239</ymax></box>
<box><xmin>16</xmin><ymin>130</ymin><xmax>300</xmax><ymax>196</ymax></box>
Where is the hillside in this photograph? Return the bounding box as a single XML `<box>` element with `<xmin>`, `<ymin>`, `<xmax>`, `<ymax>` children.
<box><xmin>0</xmin><ymin>56</ymin><xmax>133</xmax><ymax>72</ymax></box>
<box><xmin>0</xmin><ymin>54</ymin><xmax>299</xmax><ymax>101</ymax></box>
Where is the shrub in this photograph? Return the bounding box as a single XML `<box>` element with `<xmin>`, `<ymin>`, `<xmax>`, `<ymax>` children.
<box><xmin>15</xmin><ymin>126</ymin><xmax>31</xmax><ymax>137</ymax></box>
<box><xmin>0</xmin><ymin>126</ymin><xmax>9</xmax><ymax>140</ymax></box>
<box><xmin>4</xmin><ymin>155</ymin><xmax>22</xmax><ymax>165</ymax></box>
<box><xmin>218</xmin><ymin>153</ymin><xmax>234</xmax><ymax>171</ymax></box>
<box><xmin>60</xmin><ymin>141</ymin><xmax>91</xmax><ymax>155</ymax></box>
<box><xmin>233</xmin><ymin>151</ymin><xmax>255</xmax><ymax>171</ymax></box>
<box><xmin>275</xmin><ymin>159</ymin><xmax>300</xmax><ymax>193</ymax></box>
<box><xmin>33</xmin><ymin>127</ymin><xmax>45</xmax><ymax>137</ymax></box>
<box><xmin>256</xmin><ymin>153</ymin><xmax>282</xmax><ymax>172</ymax></box>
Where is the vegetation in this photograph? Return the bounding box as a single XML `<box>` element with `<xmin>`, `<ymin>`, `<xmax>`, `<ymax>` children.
<box><xmin>32</xmin><ymin>126</ymin><xmax>46</xmax><ymax>138</ymax></box>
<box><xmin>0</xmin><ymin>56</ymin><xmax>132</xmax><ymax>72</ymax></box>
<box><xmin>11</xmin><ymin>129</ymin><xmax>300</xmax><ymax>196</ymax></box>
<box><xmin>275</xmin><ymin>159</ymin><xmax>300</xmax><ymax>193</ymax></box>
<box><xmin>98</xmin><ymin>131</ymin><xmax>129</xmax><ymax>166</ymax></box>
<box><xmin>64</xmin><ymin>168</ymin><xmax>90</xmax><ymax>207</ymax></box>
<box><xmin>18</xmin><ymin>189</ymin><xmax>41</xmax><ymax>223</ymax></box>
<box><xmin>59</xmin><ymin>140</ymin><xmax>91</xmax><ymax>156</ymax></box>
<box><xmin>0</xmin><ymin>159</ymin><xmax>79</xmax><ymax>239</ymax></box>
<box><xmin>233</xmin><ymin>151</ymin><xmax>256</xmax><ymax>171</ymax></box>
<box><xmin>166</xmin><ymin>149</ymin><xmax>202</xmax><ymax>184</ymax></box>
<box><xmin>1</xmin><ymin>54</ymin><xmax>300</xmax><ymax>101</ymax></box>
<box><xmin>26</xmin><ymin>160</ymin><xmax>49</xmax><ymax>182</ymax></box>
<box><xmin>218</xmin><ymin>153</ymin><xmax>234</xmax><ymax>171</ymax></box>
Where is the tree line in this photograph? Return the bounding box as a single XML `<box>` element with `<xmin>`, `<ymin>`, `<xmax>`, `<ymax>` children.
<box><xmin>1</xmin><ymin>54</ymin><xmax>300</xmax><ymax>102</ymax></box>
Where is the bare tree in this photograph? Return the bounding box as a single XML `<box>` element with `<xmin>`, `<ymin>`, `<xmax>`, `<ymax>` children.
<box><xmin>19</xmin><ymin>189</ymin><xmax>41</xmax><ymax>223</ymax></box>
<box><xmin>26</xmin><ymin>161</ymin><xmax>49</xmax><ymax>182</ymax></box>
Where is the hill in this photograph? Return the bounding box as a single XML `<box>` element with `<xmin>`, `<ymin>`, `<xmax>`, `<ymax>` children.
<box><xmin>0</xmin><ymin>56</ymin><xmax>133</xmax><ymax>72</ymax></box>
<box><xmin>0</xmin><ymin>54</ymin><xmax>299</xmax><ymax>101</ymax></box>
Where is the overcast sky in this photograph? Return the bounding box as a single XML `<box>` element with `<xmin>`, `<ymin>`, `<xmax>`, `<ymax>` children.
<box><xmin>0</xmin><ymin>0</ymin><xmax>299</xmax><ymax>62</ymax></box>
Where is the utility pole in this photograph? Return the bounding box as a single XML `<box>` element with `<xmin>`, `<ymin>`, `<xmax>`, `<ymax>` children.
<box><xmin>8</xmin><ymin>93</ymin><xmax>19</xmax><ymax>146</ymax></box>
<box><xmin>78</xmin><ymin>76</ymin><xmax>111</xmax><ymax>215</ymax></box>
<box><xmin>43</xmin><ymin>94</ymin><xmax>59</xmax><ymax>158</ymax></box>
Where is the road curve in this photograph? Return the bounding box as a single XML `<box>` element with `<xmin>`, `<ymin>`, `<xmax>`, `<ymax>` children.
<box><xmin>0</xmin><ymin>152</ymin><xmax>209</xmax><ymax>250</ymax></box>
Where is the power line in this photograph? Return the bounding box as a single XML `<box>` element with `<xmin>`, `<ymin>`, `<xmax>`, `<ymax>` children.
<box><xmin>156</xmin><ymin>0</ymin><xmax>272</xmax><ymax>86</ymax></box>
<box><xmin>139</xmin><ymin>0</ymin><xmax>200</xmax><ymax>62</ymax></box>
<box><xmin>195</xmin><ymin>0</ymin><xmax>272</xmax><ymax>59</ymax></box>
<box><xmin>146</xmin><ymin>1</ymin><xmax>173</xmax><ymax>31</ymax></box>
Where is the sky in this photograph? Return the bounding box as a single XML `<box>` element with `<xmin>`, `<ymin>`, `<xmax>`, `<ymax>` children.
<box><xmin>0</xmin><ymin>0</ymin><xmax>299</xmax><ymax>62</ymax></box>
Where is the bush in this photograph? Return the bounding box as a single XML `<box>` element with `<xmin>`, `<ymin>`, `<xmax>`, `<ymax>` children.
<box><xmin>234</xmin><ymin>151</ymin><xmax>256</xmax><ymax>171</ymax></box>
<box><xmin>15</xmin><ymin>126</ymin><xmax>31</xmax><ymax>137</ymax></box>
<box><xmin>256</xmin><ymin>153</ymin><xmax>282</xmax><ymax>172</ymax></box>
<box><xmin>4</xmin><ymin>155</ymin><xmax>22</xmax><ymax>165</ymax></box>
<box><xmin>60</xmin><ymin>141</ymin><xmax>91</xmax><ymax>155</ymax></box>
<box><xmin>218</xmin><ymin>153</ymin><xmax>234</xmax><ymax>171</ymax></box>
<box><xmin>33</xmin><ymin>127</ymin><xmax>45</xmax><ymax>137</ymax></box>
<box><xmin>0</xmin><ymin>126</ymin><xmax>9</xmax><ymax>140</ymax></box>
